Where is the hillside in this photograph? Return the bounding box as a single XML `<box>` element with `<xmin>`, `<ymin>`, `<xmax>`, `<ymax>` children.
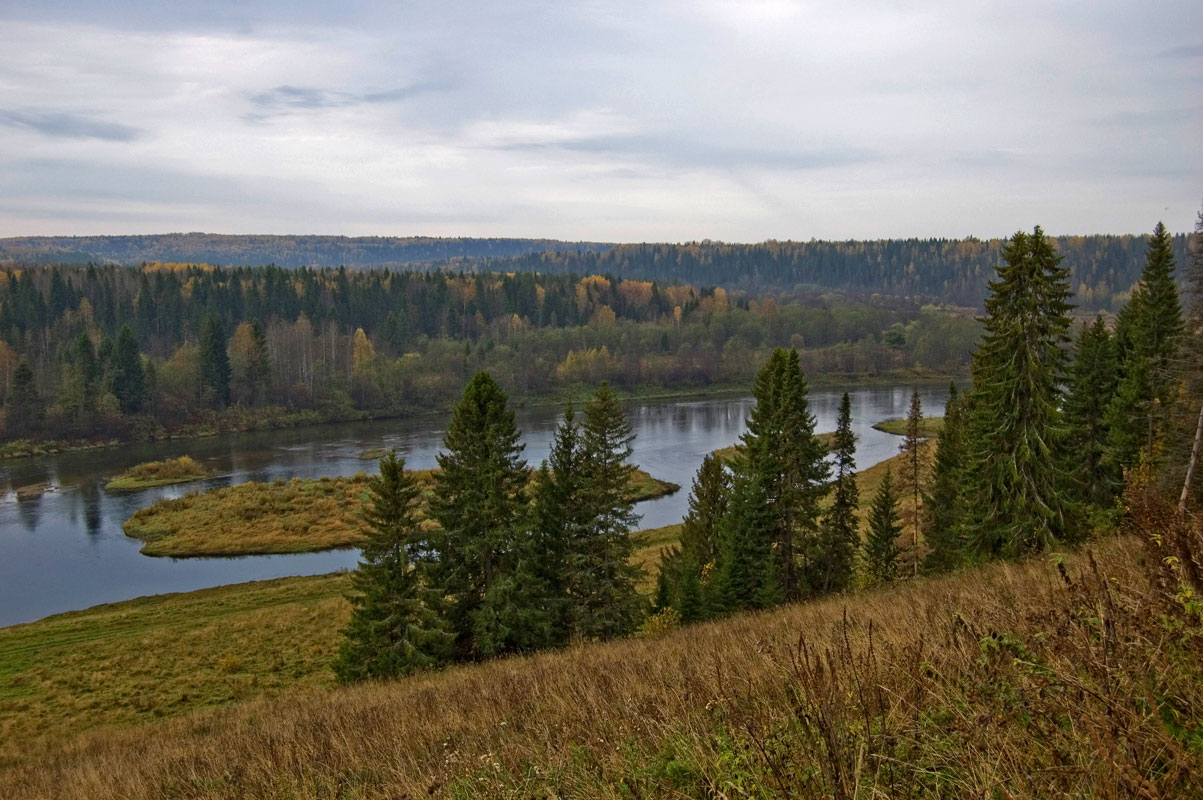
<box><xmin>0</xmin><ymin>234</ymin><xmax>611</xmax><ymax>268</ymax></box>
<box><xmin>3</xmin><ymin>532</ymin><xmax>1196</xmax><ymax>799</ymax></box>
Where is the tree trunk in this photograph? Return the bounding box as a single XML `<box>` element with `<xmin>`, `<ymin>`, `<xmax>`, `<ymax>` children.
<box><xmin>1179</xmin><ymin>398</ymin><xmax>1203</xmax><ymax>516</ymax></box>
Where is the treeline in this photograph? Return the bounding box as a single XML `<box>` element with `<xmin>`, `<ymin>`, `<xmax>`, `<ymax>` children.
<box><xmin>336</xmin><ymin>379</ymin><xmax>644</xmax><ymax>677</ymax></box>
<box><xmin>460</xmin><ymin>234</ymin><xmax>1192</xmax><ymax>309</ymax></box>
<box><xmin>0</xmin><ymin>264</ymin><xmax>977</xmax><ymax>443</ymax></box>
<box><xmin>653</xmin><ymin>217</ymin><xmax>1203</xmax><ymax>626</ymax></box>
<box><xmin>0</xmin><ymin>233</ymin><xmax>610</xmax><ymax>268</ymax></box>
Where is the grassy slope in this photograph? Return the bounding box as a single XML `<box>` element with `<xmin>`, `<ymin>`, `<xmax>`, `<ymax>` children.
<box><xmin>123</xmin><ymin>468</ymin><xmax>679</xmax><ymax>557</ymax></box>
<box><xmin>6</xmin><ymin>535</ymin><xmax>1197</xmax><ymax>800</ymax></box>
<box><xmin>104</xmin><ymin>456</ymin><xmax>212</xmax><ymax>492</ymax></box>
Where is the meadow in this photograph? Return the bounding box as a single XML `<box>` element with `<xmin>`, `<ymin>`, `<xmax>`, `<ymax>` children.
<box><xmin>123</xmin><ymin>467</ymin><xmax>679</xmax><ymax>557</ymax></box>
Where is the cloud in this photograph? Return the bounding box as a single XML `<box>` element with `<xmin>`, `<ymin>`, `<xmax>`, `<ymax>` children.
<box><xmin>0</xmin><ymin>109</ymin><xmax>142</xmax><ymax>141</ymax></box>
<box><xmin>245</xmin><ymin>80</ymin><xmax>455</xmax><ymax>121</ymax></box>
<box><xmin>1159</xmin><ymin>44</ymin><xmax>1203</xmax><ymax>59</ymax></box>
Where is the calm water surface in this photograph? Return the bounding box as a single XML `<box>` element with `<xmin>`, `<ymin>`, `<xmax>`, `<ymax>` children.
<box><xmin>0</xmin><ymin>386</ymin><xmax>946</xmax><ymax>626</ymax></box>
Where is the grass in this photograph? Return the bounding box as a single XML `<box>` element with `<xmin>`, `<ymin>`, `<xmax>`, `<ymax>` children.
<box><xmin>872</xmin><ymin>415</ymin><xmax>944</xmax><ymax>437</ymax></box>
<box><xmin>104</xmin><ymin>456</ymin><xmax>213</xmax><ymax>492</ymax></box>
<box><xmin>5</xmin><ymin>527</ymin><xmax>1198</xmax><ymax>799</ymax></box>
<box><xmin>123</xmin><ymin>467</ymin><xmax>680</xmax><ymax>557</ymax></box>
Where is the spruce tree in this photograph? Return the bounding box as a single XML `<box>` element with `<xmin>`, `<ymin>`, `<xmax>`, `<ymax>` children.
<box><xmin>334</xmin><ymin>451</ymin><xmax>452</xmax><ymax>681</ymax></box>
<box><xmin>711</xmin><ymin>472</ymin><xmax>776</xmax><ymax>613</ymax></box>
<box><xmin>199</xmin><ymin>313</ymin><xmax>231</xmax><ymax>409</ymax></box>
<box><xmin>1063</xmin><ymin>316</ymin><xmax>1119</xmax><ymax>508</ymax></box>
<box><xmin>961</xmin><ymin>227</ymin><xmax>1078</xmax><ymax>556</ymax></box>
<box><xmin>679</xmin><ymin>452</ymin><xmax>730</xmax><ymax>568</ymax></box>
<box><xmin>572</xmin><ymin>382</ymin><xmax>642</xmax><ymax>639</ymax></box>
<box><xmin>111</xmin><ymin>324</ymin><xmax>145</xmax><ymax>414</ymax></box>
<box><xmin>7</xmin><ymin>359</ymin><xmax>41</xmax><ymax>438</ymax></box>
<box><xmin>865</xmin><ymin>468</ymin><xmax>902</xmax><ymax>585</ymax></box>
<box><xmin>429</xmin><ymin>371</ymin><xmax>531</xmax><ymax>658</ymax></box>
<box><xmin>924</xmin><ymin>383</ymin><xmax>968</xmax><ymax>573</ymax></box>
<box><xmin>898</xmin><ymin>389</ymin><xmax>927</xmax><ymax>575</ymax></box>
<box><xmin>816</xmin><ymin>392</ymin><xmax>859</xmax><ymax>593</ymax></box>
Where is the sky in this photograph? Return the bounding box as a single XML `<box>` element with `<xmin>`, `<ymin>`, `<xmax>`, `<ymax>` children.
<box><xmin>0</xmin><ymin>1</ymin><xmax>1200</xmax><ymax>242</ymax></box>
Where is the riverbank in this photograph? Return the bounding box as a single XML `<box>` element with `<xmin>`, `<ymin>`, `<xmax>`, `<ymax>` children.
<box><xmin>0</xmin><ymin>368</ymin><xmax>963</xmax><ymax>460</ymax></box>
<box><xmin>123</xmin><ymin>468</ymin><xmax>680</xmax><ymax>557</ymax></box>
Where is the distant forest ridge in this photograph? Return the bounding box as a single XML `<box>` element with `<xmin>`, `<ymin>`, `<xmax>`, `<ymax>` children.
<box><xmin>1</xmin><ymin>231</ymin><xmax>1192</xmax><ymax>308</ymax></box>
<box><xmin>0</xmin><ymin>234</ymin><xmax>613</xmax><ymax>269</ymax></box>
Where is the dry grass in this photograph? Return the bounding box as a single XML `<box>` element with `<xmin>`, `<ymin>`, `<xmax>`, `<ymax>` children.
<box><xmin>4</xmin><ymin>530</ymin><xmax>1198</xmax><ymax>799</ymax></box>
<box><xmin>871</xmin><ymin>416</ymin><xmax>944</xmax><ymax>437</ymax></box>
<box><xmin>104</xmin><ymin>456</ymin><xmax>212</xmax><ymax>492</ymax></box>
<box><xmin>123</xmin><ymin>468</ymin><xmax>678</xmax><ymax>557</ymax></box>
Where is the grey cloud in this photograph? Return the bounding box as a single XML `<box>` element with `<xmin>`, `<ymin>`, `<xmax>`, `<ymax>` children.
<box><xmin>1093</xmin><ymin>107</ymin><xmax>1203</xmax><ymax>127</ymax></box>
<box><xmin>0</xmin><ymin>109</ymin><xmax>142</xmax><ymax>141</ymax></box>
<box><xmin>1159</xmin><ymin>44</ymin><xmax>1203</xmax><ymax>59</ymax></box>
<box><xmin>245</xmin><ymin>80</ymin><xmax>455</xmax><ymax>121</ymax></box>
<box><xmin>503</xmin><ymin>135</ymin><xmax>880</xmax><ymax>172</ymax></box>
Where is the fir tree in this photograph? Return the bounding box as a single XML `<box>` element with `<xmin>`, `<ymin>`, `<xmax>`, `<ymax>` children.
<box><xmin>334</xmin><ymin>451</ymin><xmax>452</xmax><ymax>681</ymax></box>
<box><xmin>962</xmin><ymin>227</ymin><xmax>1078</xmax><ymax>556</ymax></box>
<box><xmin>816</xmin><ymin>392</ymin><xmax>859</xmax><ymax>593</ymax></box>
<box><xmin>111</xmin><ymin>324</ymin><xmax>145</xmax><ymax>414</ymax></box>
<box><xmin>1063</xmin><ymin>316</ymin><xmax>1119</xmax><ymax>507</ymax></box>
<box><xmin>67</xmin><ymin>333</ymin><xmax>100</xmax><ymax>422</ymax></box>
<box><xmin>429</xmin><ymin>371</ymin><xmax>530</xmax><ymax>658</ymax></box>
<box><xmin>679</xmin><ymin>452</ymin><xmax>729</xmax><ymax>569</ymax></box>
<box><xmin>865</xmin><ymin>468</ymin><xmax>902</xmax><ymax>585</ymax></box>
<box><xmin>711</xmin><ymin>472</ymin><xmax>776</xmax><ymax>613</ymax></box>
<box><xmin>924</xmin><ymin>383</ymin><xmax>968</xmax><ymax>573</ymax></box>
<box><xmin>199</xmin><ymin>313</ymin><xmax>231</xmax><ymax>409</ymax></box>
<box><xmin>572</xmin><ymin>382</ymin><xmax>642</xmax><ymax>639</ymax></box>
<box><xmin>898</xmin><ymin>389</ymin><xmax>927</xmax><ymax>575</ymax></box>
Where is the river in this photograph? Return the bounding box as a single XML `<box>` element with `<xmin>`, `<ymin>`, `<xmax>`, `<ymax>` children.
<box><xmin>0</xmin><ymin>385</ymin><xmax>947</xmax><ymax>627</ymax></box>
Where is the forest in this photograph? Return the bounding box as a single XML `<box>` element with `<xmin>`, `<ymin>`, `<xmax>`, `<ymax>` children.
<box><xmin>0</xmin><ymin>264</ymin><xmax>978</xmax><ymax>447</ymax></box>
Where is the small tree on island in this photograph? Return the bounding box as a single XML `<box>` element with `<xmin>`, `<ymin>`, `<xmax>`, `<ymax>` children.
<box><xmin>334</xmin><ymin>451</ymin><xmax>452</xmax><ymax>682</ymax></box>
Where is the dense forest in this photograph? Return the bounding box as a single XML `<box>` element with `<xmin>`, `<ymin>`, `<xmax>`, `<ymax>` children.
<box><xmin>2</xmin><ymin>232</ymin><xmax>1190</xmax><ymax>310</ymax></box>
<box><xmin>464</xmin><ymin>234</ymin><xmax>1193</xmax><ymax>309</ymax></box>
<box><xmin>0</xmin><ymin>234</ymin><xmax>610</xmax><ymax>268</ymax></box>
<box><xmin>0</xmin><ymin>264</ymin><xmax>978</xmax><ymax>446</ymax></box>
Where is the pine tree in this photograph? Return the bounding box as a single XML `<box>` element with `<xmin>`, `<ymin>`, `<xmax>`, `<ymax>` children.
<box><xmin>1063</xmin><ymin>316</ymin><xmax>1119</xmax><ymax>507</ymax></box>
<box><xmin>898</xmin><ymin>389</ymin><xmax>927</xmax><ymax>576</ymax></box>
<box><xmin>924</xmin><ymin>383</ymin><xmax>968</xmax><ymax>573</ymax></box>
<box><xmin>428</xmin><ymin>372</ymin><xmax>531</xmax><ymax>658</ymax></box>
<box><xmin>199</xmin><ymin>313</ymin><xmax>231</xmax><ymax>409</ymax></box>
<box><xmin>571</xmin><ymin>382</ymin><xmax>642</xmax><ymax>639</ymax></box>
<box><xmin>111</xmin><ymin>324</ymin><xmax>145</xmax><ymax>414</ymax></box>
<box><xmin>334</xmin><ymin>451</ymin><xmax>452</xmax><ymax>681</ymax></box>
<box><xmin>816</xmin><ymin>392</ymin><xmax>859</xmax><ymax>593</ymax></box>
<box><xmin>865</xmin><ymin>468</ymin><xmax>902</xmax><ymax>585</ymax></box>
<box><xmin>962</xmin><ymin>227</ymin><xmax>1078</xmax><ymax>556</ymax></box>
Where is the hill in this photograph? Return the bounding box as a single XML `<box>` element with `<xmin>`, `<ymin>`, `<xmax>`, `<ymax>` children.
<box><xmin>3</xmin><ymin>531</ymin><xmax>1196</xmax><ymax>799</ymax></box>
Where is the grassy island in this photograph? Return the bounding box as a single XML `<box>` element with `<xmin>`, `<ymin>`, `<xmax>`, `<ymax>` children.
<box><xmin>104</xmin><ymin>456</ymin><xmax>213</xmax><ymax>492</ymax></box>
<box><xmin>123</xmin><ymin>467</ymin><xmax>679</xmax><ymax>557</ymax></box>
<box><xmin>872</xmin><ymin>416</ymin><xmax>944</xmax><ymax>437</ymax></box>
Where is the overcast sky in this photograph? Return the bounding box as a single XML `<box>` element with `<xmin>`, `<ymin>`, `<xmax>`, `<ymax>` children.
<box><xmin>0</xmin><ymin>1</ymin><xmax>1200</xmax><ymax>241</ymax></box>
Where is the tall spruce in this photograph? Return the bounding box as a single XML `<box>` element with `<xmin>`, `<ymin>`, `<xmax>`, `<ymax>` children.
<box><xmin>816</xmin><ymin>392</ymin><xmax>859</xmax><ymax>593</ymax></box>
<box><xmin>865</xmin><ymin>468</ymin><xmax>902</xmax><ymax>585</ymax></box>
<box><xmin>1106</xmin><ymin>222</ymin><xmax>1184</xmax><ymax>471</ymax></box>
<box><xmin>7</xmin><ymin>359</ymin><xmax>41</xmax><ymax>437</ymax></box>
<box><xmin>924</xmin><ymin>383</ymin><xmax>967</xmax><ymax>573</ymax></box>
<box><xmin>429</xmin><ymin>371</ymin><xmax>531</xmax><ymax>658</ymax></box>
<box><xmin>962</xmin><ymin>227</ymin><xmax>1078</xmax><ymax>556</ymax></box>
<box><xmin>898</xmin><ymin>389</ymin><xmax>927</xmax><ymax>576</ymax></box>
<box><xmin>199</xmin><ymin>313</ymin><xmax>231</xmax><ymax>409</ymax></box>
<box><xmin>572</xmin><ymin>382</ymin><xmax>642</xmax><ymax>639</ymax></box>
<box><xmin>679</xmin><ymin>452</ymin><xmax>730</xmax><ymax>568</ymax></box>
<box><xmin>739</xmin><ymin>348</ymin><xmax>828</xmax><ymax>600</ymax></box>
<box><xmin>111</xmin><ymin>324</ymin><xmax>145</xmax><ymax>414</ymax></box>
<box><xmin>1063</xmin><ymin>316</ymin><xmax>1119</xmax><ymax>508</ymax></box>
<box><xmin>711</xmin><ymin>471</ymin><xmax>777</xmax><ymax>613</ymax></box>
<box><xmin>334</xmin><ymin>451</ymin><xmax>452</xmax><ymax>681</ymax></box>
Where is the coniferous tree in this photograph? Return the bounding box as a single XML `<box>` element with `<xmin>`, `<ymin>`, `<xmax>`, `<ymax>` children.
<box><xmin>1176</xmin><ymin>204</ymin><xmax>1203</xmax><ymax>509</ymax></box>
<box><xmin>1063</xmin><ymin>316</ymin><xmax>1119</xmax><ymax>507</ymax></box>
<box><xmin>429</xmin><ymin>371</ymin><xmax>531</xmax><ymax>658</ymax></box>
<box><xmin>199</xmin><ymin>313</ymin><xmax>231</xmax><ymax>409</ymax></box>
<box><xmin>924</xmin><ymin>383</ymin><xmax>968</xmax><ymax>573</ymax></box>
<box><xmin>711</xmin><ymin>471</ymin><xmax>776</xmax><ymax>613</ymax></box>
<box><xmin>111</xmin><ymin>324</ymin><xmax>145</xmax><ymax>414</ymax></box>
<box><xmin>66</xmin><ymin>333</ymin><xmax>100</xmax><ymax>423</ymax></box>
<box><xmin>1106</xmin><ymin>222</ymin><xmax>1184</xmax><ymax>471</ymax></box>
<box><xmin>679</xmin><ymin>452</ymin><xmax>729</xmax><ymax>569</ymax></box>
<box><xmin>572</xmin><ymin>382</ymin><xmax>642</xmax><ymax>639</ymax></box>
<box><xmin>898</xmin><ymin>389</ymin><xmax>927</xmax><ymax>575</ymax></box>
<box><xmin>816</xmin><ymin>392</ymin><xmax>859</xmax><ymax>593</ymax></box>
<box><xmin>865</xmin><ymin>468</ymin><xmax>902</xmax><ymax>585</ymax></box>
<box><xmin>334</xmin><ymin>451</ymin><xmax>452</xmax><ymax>681</ymax></box>
<box><xmin>7</xmin><ymin>359</ymin><xmax>41</xmax><ymax>437</ymax></box>
<box><xmin>961</xmin><ymin>227</ymin><xmax>1078</xmax><ymax>556</ymax></box>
